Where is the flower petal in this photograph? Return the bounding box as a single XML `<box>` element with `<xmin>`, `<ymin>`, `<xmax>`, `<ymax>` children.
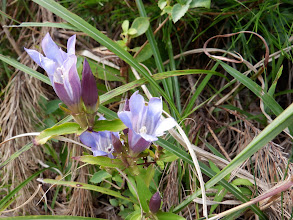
<box><xmin>144</xmin><ymin>97</ymin><xmax>162</xmax><ymax>134</ymax></box>
<box><xmin>62</xmin><ymin>55</ymin><xmax>81</xmax><ymax>104</ymax></box>
<box><xmin>129</xmin><ymin>91</ymin><xmax>146</xmax><ymax>131</ymax></box>
<box><xmin>155</xmin><ymin>117</ymin><xmax>177</xmax><ymax>136</ymax></box>
<box><xmin>53</xmin><ymin>82</ymin><xmax>74</xmax><ymax>107</ymax></box>
<box><xmin>128</xmin><ymin>129</ymin><xmax>151</xmax><ymax>154</ymax></box>
<box><xmin>117</xmin><ymin>111</ymin><xmax>133</xmax><ymax>130</ymax></box>
<box><xmin>41</xmin><ymin>33</ymin><xmax>63</xmax><ymax>65</ymax></box>
<box><xmin>24</xmin><ymin>48</ymin><xmax>43</xmax><ymax>66</ymax></box>
<box><xmin>67</xmin><ymin>35</ymin><xmax>76</xmax><ymax>55</ymax></box>
<box><xmin>140</xmin><ymin>133</ymin><xmax>158</xmax><ymax>142</ymax></box>
<box><xmin>40</xmin><ymin>57</ymin><xmax>56</xmax><ymax>84</ymax></box>
<box><xmin>80</xmin><ymin>131</ymin><xmax>97</xmax><ymax>150</ymax></box>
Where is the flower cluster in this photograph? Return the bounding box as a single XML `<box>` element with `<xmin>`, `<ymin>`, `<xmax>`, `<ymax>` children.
<box><xmin>25</xmin><ymin>33</ymin><xmax>98</xmax><ymax>128</ymax></box>
<box><xmin>26</xmin><ymin>34</ymin><xmax>176</xmax><ymax>160</ymax></box>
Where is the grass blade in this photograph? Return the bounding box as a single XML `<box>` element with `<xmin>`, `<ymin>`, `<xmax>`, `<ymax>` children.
<box><xmin>0</xmin><ymin>54</ymin><xmax>51</xmax><ymax>85</ymax></box>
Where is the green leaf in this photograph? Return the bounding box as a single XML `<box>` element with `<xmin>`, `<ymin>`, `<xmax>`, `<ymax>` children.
<box><xmin>0</xmin><ymin>216</ymin><xmax>105</xmax><ymax>220</ymax></box>
<box><xmin>135</xmin><ymin>175</ymin><xmax>152</xmax><ymax>213</ymax></box>
<box><xmin>93</xmin><ymin>119</ymin><xmax>127</xmax><ymax>132</ymax></box>
<box><xmin>190</xmin><ymin>0</ymin><xmax>211</xmax><ymax>8</ymax></box>
<box><xmin>128</xmin><ymin>28</ymin><xmax>138</xmax><ymax>35</ymax></box>
<box><xmin>135</xmin><ymin>43</ymin><xmax>153</xmax><ymax>63</ymax></box>
<box><xmin>155</xmin><ymin>211</ymin><xmax>186</xmax><ymax>220</ymax></box>
<box><xmin>90</xmin><ymin>170</ymin><xmax>112</xmax><ymax>184</ymax></box>
<box><xmin>77</xmin><ymin>155</ymin><xmax>125</xmax><ymax>169</ymax></box>
<box><xmin>130</xmin><ymin>17</ymin><xmax>150</xmax><ymax>38</ymax></box>
<box><xmin>41</xmin><ymin>179</ymin><xmax>132</xmax><ymax>202</ymax></box>
<box><xmin>35</xmin><ymin>122</ymin><xmax>81</xmax><ymax>145</ymax></box>
<box><xmin>158</xmin><ymin>0</ymin><xmax>167</xmax><ymax>10</ymax></box>
<box><xmin>172</xmin><ymin>3</ymin><xmax>190</xmax><ymax>23</ymax></box>
<box><xmin>231</xmin><ymin>178</ymin><xmax>253</xmax><ymax>186</ymax></box>
<box><xmin>122</xmin><ymin>20</ymin><xmax>129</xmax><ymax>33</ymax></box>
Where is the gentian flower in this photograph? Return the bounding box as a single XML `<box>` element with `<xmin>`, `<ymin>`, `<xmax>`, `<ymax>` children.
<box><xmin>118</xmin><ymin>91</ymin><xmax>176</xmax><ymax>155</ymax></box>
<box><xmin>80</xmin><ymin>117</ymin><xmax>120</xmax><ymax>158</ymax></box>
<box><xmin>25</xmin><ymin>33</ymin><xmax>81</xmax><ymax>113</ymax></box>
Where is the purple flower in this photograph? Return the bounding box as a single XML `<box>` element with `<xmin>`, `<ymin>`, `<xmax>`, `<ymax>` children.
<box><xmin>25</xmin><ymin>33</ymin><xmax>81</xmax><ymax>113</ymax></box>
<box><xmin>80</xmin><ymin>117</ymin><xmax>120</xmax><ymax>158</ymax></box>
<box><xmin>81</xmin><ymin>59</ymin><xmax>99</xmax><ymax>113</ymax></box>
<box><xmin>118</xmin><ymin>91</ymin><xmax>176</xmax><ymax>155</ymax></box>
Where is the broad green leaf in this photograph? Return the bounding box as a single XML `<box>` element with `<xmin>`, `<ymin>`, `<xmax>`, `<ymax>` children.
<box><xmin>41</xmin><ymin>179</ymin><xmax>132</xmax><ymax>202</ymax></box>
<box><xmin>130</xmin><ymin>17</ymin><xmax>150</xmax><ymax>38</ymax></box>
<box><xmin>128</xmin><ymin>28</ymin><xmax>138</xmax><ymax>35</ymax></box>
<box><xmin>2</xmin><ymin>216</ymin><xmax>105</xmax><ymax>220</ymax></box>
<box><xmin>135</xmin><ymin>175</ymin><xmax>152</xmax><ymax>213</ymax></box>
<box><xmin>93</xmin><ymin>119</ymin><xmax>127</xmax><ymax>132</ymax></box>
<box><xmin>155</xmin><ymin>211</ymin><xmax>186</xmax><ymax>220</ymax></box>
<box><xmin>0</xmin><ymin>54</ymin><xmax>51</xmax><ymax>85</ymax></box>
<box><xmin>190</xmin><ymin>0</ymin><xmax>211</xmax><ymax>8</ymax></box>
<box><xmin>90</xmin><ymin>170</ymin><xmax>112</xmax><ymax>184</ymax></box>
<box><xmin>172</xmin><ymin>2</ymin><xmax>190</xmax><ymax>23</ymax></box>
<box><xmin>0</xmin><ymin>169</ymin><xmax>46</xmax><ymax>211</ymax></box>
<box><xmin>35</xmin><ymin>122</ymin><xmax>81</xmax><ymax>145</ymax></box>
<box><xmin>77</xmin><ymin>155</ymin><xmax>125</xmax><ymax>169</ymax></box>
<box><xmin>122</xmin><ymin>20</ymin><xmax>129</xmax><ymax>33</ymax></box>
<box><xmin>8</xmin><ymin>22</ymin><xmax>78</xmax><ymax>30</ymax></box>
<box><xmin>135</xmin><ymin>43</ymin><xmax>153</xmax><ymax>63</ymax></box>
<box><xmin>158</xmin><ymin>0</ymin><xmax>167</xmax><ymax>10</ymax></box>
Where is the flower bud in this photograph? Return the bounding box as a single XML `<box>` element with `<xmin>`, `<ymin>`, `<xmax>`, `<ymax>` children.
<box><xmin>149</xmin><ymin>192</ymin><xmax>161</xmax><ymax>213</ymax></box>
<box><xmin>81</xmin><ymin>59</ymin><xmax>99</xmax><ymax>113</ymax></box>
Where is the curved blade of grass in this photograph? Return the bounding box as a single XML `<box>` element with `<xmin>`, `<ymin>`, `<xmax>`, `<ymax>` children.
<box><xmin>2</xmin><ymin>216</ymin><xmax>105</xmax><ymax>220</ymax></box>
<box><xmin>156</xmin><ymin>138</ymin><xmax>266</xmax><ymax>219</ymax></box>
<box><xmin>0</xmin><ymin>54</ymin><xmax>51</xmax><ymax>85</ymax></box>
<box><xmin>32</xmin><ymin>0</ymin><xmax>177</xmax><ymax>118</ymax></box>
<box><xmin>0</xmin><ymin>169</ymin><xmax>46</xmax><ymax>210</ymax></box>
<box><xmin>40</xmin><ymin>179</ymin><xmax>134</xmax><ymax>203</ymax></box>
<box><xmin>99</xmin><ymin>69</ymin><xmax>225</xmax><ymax>103</ymax></box>
<box><xmin>7</xmin><ymin>22</ymin><xmax>78</xmax><ymax>30</ymax></box>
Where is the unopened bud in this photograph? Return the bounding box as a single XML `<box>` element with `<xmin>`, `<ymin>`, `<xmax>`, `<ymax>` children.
<box><xmin>149</xmin><ymin>192</ymin><xmax>161</xmax><ymax>213</ymax></box>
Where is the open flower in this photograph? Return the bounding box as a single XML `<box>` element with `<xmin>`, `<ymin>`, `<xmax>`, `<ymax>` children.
<box><xmin>25</xmin><ymin>33</ymin><xmax>81</xmax><ymax>113</ymax></box>
<box><xmin>80</xmin><ymin>117</ymin><xmax>120</xmax><ymax>158</ymax></box>
<box><xmin>118</xmin><ymin>91</ymin><xmax>176</xmax><ymax>155</ymax></box>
